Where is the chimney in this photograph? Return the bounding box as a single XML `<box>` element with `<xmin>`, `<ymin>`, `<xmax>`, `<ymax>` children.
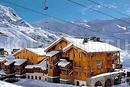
<box><xmin>90</xmin><ymin>37</ymin><xmax>101</xmax><ymax>42</ymax></box>
<box><xmin>83</xmin><ymin>38</ymin><xmax>89</xmax><ymax>43</ymax></box>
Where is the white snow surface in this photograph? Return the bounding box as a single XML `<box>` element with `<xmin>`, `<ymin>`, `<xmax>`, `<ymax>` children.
<box><xmin>46</xmin><ymin>51</ymin><xmax>60</xmax><ymax>57</ymax></box>
<box><xmin>91</xmin><ymin>71</ymin><xmax>123</xmax><ymax>79</ymax></box>
<box><xmin>0</xmin><ymin>69</ymin><xmax>6</xmax><ymax>75</ymax></box>
<box><xmin>58</xmin><ymin>59</ymin><xmax>70</xmax><ymax>67</ymax></box>
<box><xmin>50</xmin><ymin>37</ymin><xmax>121</xmax><ymax>53</ymax></box>
<box><xmin>26</xmin><ymin>48</ymin><xmax>46</xmax><ymax>56</ymax></box>
<box><xmin>0</xmin><ymin>4</ymin><xmax>60</xmax><ymax>52</ymax></box>
<box><xmin>14</xmin><ymin>59</ymin><xmax>27</xmax><ymax>66</ymax></box>
<box><xmin>0</xmin><ymin>81</ymin><xmax>22</xmax><ymax>87</ymax></box>
<box><xmin>25</xmin><ymin>59</ymin><xmax>47</xmax><ymax>70</ymax></box>
<box><xmin>6</xmin><ymin>54</ymin><xmax>15</xmax><ymax>59</ymax></box>
<box><xmin>14</xmin><ymin>79</ymin><xmax>77</xmax><ymax>87</ymax></box>
<box><xmin>65</xmin><ymin>37</ymin><xmax>121</xmax><ymax>52</ymax></box>
<box><xmin>4</xmin><ymin>60</ymin><xmax>14</xmax><ymax>65</ymax></box>
<box><xmin>117</xmin><ymin>24</ymin><xmax>127</xmax><ymax>30</ymax></box>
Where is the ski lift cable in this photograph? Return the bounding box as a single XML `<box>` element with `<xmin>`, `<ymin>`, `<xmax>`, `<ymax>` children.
<box><xmin>87</xmin><ymin>0</ymin><xmax>130</xmax><ymax>18</ymax></box>
<box><xmin>0</xmin><ymin>0</ymin><xmax>129</xmax><ymax>42</ymax></box>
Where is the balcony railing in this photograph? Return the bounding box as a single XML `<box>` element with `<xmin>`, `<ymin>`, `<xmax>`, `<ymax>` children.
<box><xmin>60</xmin><ymin>74</ymin><xmax>73</xmax><ymax>80</ymax></box>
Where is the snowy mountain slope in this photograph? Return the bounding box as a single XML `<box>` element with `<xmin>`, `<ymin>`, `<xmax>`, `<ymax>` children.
<box><xmin>31</xmin><ymin>18</ymin><xmax>130</xmax><ymax>49</ymax></box>
<box><xmin>0</xmin><ymin>4</ymin><xmax>64</xmax><ymax>52</ymax></box>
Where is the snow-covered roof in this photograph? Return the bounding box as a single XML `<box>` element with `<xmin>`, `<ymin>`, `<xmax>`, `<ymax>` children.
<box><xmin>62</xmin><ymin>44</ymin><xmax>73</xmax><ymax>52</ymax></box>
<box><xmin>91</xmin><ymin>71</ymin><xmax>123</xmax><ymax>79</ymax></box>
<box><xmin>6</xmin><ymin>54</ymin><xmax>15</xmax><ymax>59</ymax></box>
<box><xmin>0</xmin><ymin>69</ymin><xmax>6</xmax><ymax>75</ymax></box>
<box><xmin>4</xmin><ymin>60</ymin><xmax>14</xmax><ymax>66</ymax></box>
<box><xmin>64</xmin><ymin>37</ymin><xmax>121</xmax><ymax>52</ymax></box>
<box><xmin>0</xmin><ymin>57</ymin><xmax>6</xmax><ymax>62</ymax></box>
<box><xmin>26</xmin><ymin>48</ymin><xmax>46</xmax><ymax>56</ymax></box>
<box><xmin>58</xmin><ymin>59</ymin><xmax>70</xmax><ymax>67</ymax></box>
<box><xmin>14</xmin><ymin>59</ymin><xmax>27</xmax><ymax>66</ymax></box>
<box><xmin>46</xmin><ymin>51</ymin><xmax>60</xmax><ymax>57</ymax></box>
<box><xmin>25</xmin><ymin>59</ymin><xmax>47</xmax><ymax>70</ymax></box>
<box><xmin>45</xmin><ymin>37</ymin><xmax>64</xmax><ymax>51</ymax></box>
<box><xmin>0</xmin><ymin>80</ymin><xmax>22</xmax><ymax>87</ymax></box>
<box><xmin>14</xmin><ymin>48</ymin><xmax>46</xmax><ymax>56</ymax></box>
<box><xmin>25</xmin><ymin>65</ymin><xmax>34</xmax><ymax>69</ymax></box>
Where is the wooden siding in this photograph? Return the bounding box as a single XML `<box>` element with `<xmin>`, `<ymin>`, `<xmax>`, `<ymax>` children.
<box><xmin>14</xmin><ymin>49</ymin><xmax>45</xmax><ymax>64</ymax></box>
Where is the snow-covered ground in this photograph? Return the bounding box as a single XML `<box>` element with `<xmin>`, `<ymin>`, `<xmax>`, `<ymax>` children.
<box><xmin>13</xmin><ymin>79</ymin><xmax>130</xmax><ymax>87</ymax></box>
<box><xmin>14</xmin><ymin>79</ymin><xmax>77</xmax><ymax>87</ymax></box>
<box><xmin>114</xmin><ymin>82</ymin><xmax>130</xmax><ymax>87</ymax></box>
<box><xmin>0</xmin><ymin>81</ymin><xmax>22</xmax><ymax>87</ymax></box>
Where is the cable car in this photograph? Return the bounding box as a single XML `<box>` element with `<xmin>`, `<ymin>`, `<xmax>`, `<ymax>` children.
<box><xmin>44</xmin><ymin>0</ymin><xmax>48</xmax><ymax>10</ymax></box>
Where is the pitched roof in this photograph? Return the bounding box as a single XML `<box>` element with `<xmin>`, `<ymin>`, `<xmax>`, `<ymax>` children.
<box><xmin>4</xmin><ymin>60</ymin><xmax>14</xmax><ymax>65</ymax></box>
<box><xmin>26</xmin><ymin>48</ymin><xmax>46</xmax><ymax>56</ymax></box>
<box><xmin>46</xmin><ymin>51</ymin><xmax>60</xmax><ymax>57</ymax></box>
<box><xmin>14</xmin><ymin>59</ymin><xmax>27</xmax><ymax>66</ymax></box>
<box><xmin>45</xmin><ymin>37</ymin><xmax>69</xmax><ymax>52</ymax></box>
<box><xmin>64</xmin><ymin>37</ymin><xmax>121</xmax><ymax>52</ymax></box>
<box><xmin>58</xmin><ymin>59</ymin><xmax>70</xmax><ymax>67</ymax></box>
<box><xmin>14</xmin><ymin>48</ymin><xmax>46</xmax><ymax>56</ymax></box>
<box><xmin>25</xmin><ymin>59</ymin><xmax>47</xmax><ymax>70</ymax></box>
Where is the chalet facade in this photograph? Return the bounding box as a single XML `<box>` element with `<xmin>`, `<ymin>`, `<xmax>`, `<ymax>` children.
<box><xmin>4</xmin><ymin>60</ymin><xmax>15</xmax><ymax>75</ymax></box>
<box><xmin>25</xmin><ymin>59</ymin><xmax>48</xmax><ymax>81</ymax></box>
<box><xmin>45</xmin><ymin>37</ymin><xmax>121</xmax><ymax>86</ymax></box>
<box><xmin>0</xmin><ymin>55</ymin><xmax>27</xmax><ymax>77</ymax></box>
<box><xmin>14</xmin><ymin>59</ymin><xmax>27</xmax><ymax>76</ymax></box>
<box><xmin>14</xmin><ymin>48</ymin><xmax>46</xmax><ymax>65</ymax></box>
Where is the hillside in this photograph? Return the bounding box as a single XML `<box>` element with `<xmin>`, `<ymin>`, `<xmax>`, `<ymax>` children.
<box><xmin>31</xmin><ymin>18</ymin><xmax>130</xmax><ymax>50</ymax></box>
<box><xmin>0</xmin><ymin>4</ymin><xmax>67</xmax><ymax>52</ymax></box>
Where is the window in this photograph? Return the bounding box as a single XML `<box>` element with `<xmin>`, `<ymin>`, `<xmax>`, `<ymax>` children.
<box><xmin>79</xmin><ymin>53</ymin><xmax>82</xmax><ymax>58</ymax></box>
<box><xmin>35</xmin><ymin>76</ymin><xmax>37</xmax><ymax>79</ymax></box>
<box><xmin>31</xmin><ymin>76</ymin><xmax>33</xmax><ymax>79</ymax></box>
<box><xmin>28</xmin><ymin>75</ymin><xmax>30</xmax><ymax>79</ymax></box>
<box><xmin>45</xmin><ymin>78</ymin><xmax>47</xmax><ymax>81</ymax></box>
<box><xmin>39</xmin><ymin>76</ymin><xmax>41</xmax><ymax>80</ymax></box>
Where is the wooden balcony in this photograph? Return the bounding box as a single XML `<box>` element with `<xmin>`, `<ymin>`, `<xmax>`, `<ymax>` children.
<box><xmin>60</xmin><ymin>74</ymin><xmax>73</xmax><ymax>80</ymax></box>
<box><xmin>74</xmin><ymin>67</ymin><xmax>86</xmax><ymax>72</ymax></box>
<box><xmin>112</xmin><ymin>55</ymin><xmax>119</xmax><ymax>59</ymax></box>
<box><xmin>48</xmin><ymin>69</ymin><xmax>60</xmax><ymax>76</ymax></box>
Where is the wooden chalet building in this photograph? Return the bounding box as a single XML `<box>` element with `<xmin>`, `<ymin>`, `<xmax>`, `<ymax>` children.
<box><xmin>3</xmin><ymin>54</ymin><xmax>16</xmax><ymax>75</ymax></box>
<box><xmin>14</xmin><ymin>48</ymin><xmax>46</xmax><ymax>65</ymax></box>
<box><xmin>4</xmin><ymin>60</ymin><xmax>15</xmax><ymax>75</ymax></box>
<box><xmin>14</xmin><ymin>59</ymin><xmax>27</xmax><ymax>76</ymax></box>
<box><xmin>0</xmin><ymin>55</ymin><xmax>27</xmax><ymax>77</ymax></box>
<box><xmin>45</xmin><ymin>37</ymin><xmax>121</xmax><ymax>86</ymax></box>
<box><xmin>25</xmin><ymin>59</ymin><xmax>48</xmax><ymax>81</ymax></box>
